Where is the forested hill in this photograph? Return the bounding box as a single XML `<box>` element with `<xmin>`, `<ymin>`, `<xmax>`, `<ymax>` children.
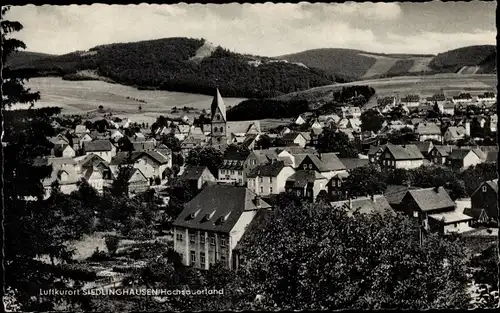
<box><xmin>5</xmin><ymin>37</ymin><xmax>337</xmax><ymax>99</ymax></box>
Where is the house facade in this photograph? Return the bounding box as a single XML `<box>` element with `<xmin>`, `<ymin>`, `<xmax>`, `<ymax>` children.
<box><xmin>82</xmin><ymin>140</ymin><xmax>117</xmax><ymax>163</ymax></box>
<box><xmin>172</xmin><ymin>185</ymin><xmax>271</xmax><ymax>270</ymax></box>
<box><xmin>247</xmin><ymin>161</ymin><xmax>295</xmax><ymax>196</ymax></box>
<box><xmin>379</xmin><ymin>144</ymin><xmax>424</xmax><ymax>169</ymax></box>
<box><xmin>469</xmin><ymin>179</ymin><xmax>498</xmax><ymax>224</ymax></box>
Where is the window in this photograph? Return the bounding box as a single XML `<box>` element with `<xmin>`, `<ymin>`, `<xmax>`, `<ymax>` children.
<box><xmin>200</xmin><ymin>235</ymin><xmax>205</xmax><ymax>244</ymax></box>
<box><xmin>190</xmin><ymin>251</ymin><xmax>196</xmax><ymax>263</ymax></box>
<box><xmin>221</xmin><ymin>255</ymin><xmax>227</xmax><ymax>264</ymax></box>
<box><xmin>413</xmin><ymin>211</ymin><xmax>418</xmax><ymax>218</ymax></box>
<box><xmin>221</xmin><ymin>238</ymin><xmax>227</xmax><ymax>247</ymax></box>
<box><xmin>260</xmin><ymin>186</ymin><xmax>264</xmax><ymax>194</ymax></box>
<box><xmin>308</xmin><ymin>164</ymin><xmax>313</xmax><ymax>169</ymax></box>
<box><xmin>482</xmin><ymin>186</ymin><xmax>487</xmax><ymax>192</ymax></box>
<box><xmin>200</xmin><ymin>253</ymin><xmax>206</xmax><ymax>268</ymax></box>
<box><xmin>210</xmin><ymin>236</ymin><xmax>216</xmax><ymax>246</ymax></box>
<box><xmin>239</xmin><ymin>171</ymin><xmax>242</xmax><ymax>176</ymax></box>
<box><xmin>231</xmin><ymin>170</ymin><xmax>235</xmax><ymax>175</ymax></box>
<box><xmin>260</xmin><ymin>177</ymin><xmax>263</xmax><ymax>183</ymax></box>
<box><xmin>270</xmin><ymin>187</ymin><xmax>273</xmax><ymax>193</ymax></box>
<box><xmin>190</xmin><ymin>234</ymin><xmax>196</xmax><ymax>243</ymax></box>
<box><xmin>213</xmin><ymin>127</ymin><xmax>218</xmax><ymax>133</ymax></box>
<box><xmin>303</xmin><ymin>164</ymin><xmax>307</xmax><ymax>169</ymax></box>
<box><xmin>176</xmin><ymin>233</ymin><xmax>183</xmax><ymax>241</ymax></box>
<box><xmin>269</xmin><ymin>177</ymin><xmax>273</xmax><ymax>183</ymax></box>
<box><xmin>220</xmin><ymin>127</ymin><xmax>224</xmax><ymax>133</ymax></box>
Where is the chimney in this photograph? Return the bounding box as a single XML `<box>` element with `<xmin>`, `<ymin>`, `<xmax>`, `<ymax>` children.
<box><xmin>254</xmin><ymin>195</ymin><xmax>261</xmax><ymax>207</ymax></box>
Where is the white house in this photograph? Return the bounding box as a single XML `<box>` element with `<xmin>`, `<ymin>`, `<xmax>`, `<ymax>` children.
<box><xmin>294</xmin><ymin>115</ymin><xmax>306</xmax><ymax>125</ymax></box>
<box><xmin>172</xmin><ymin>185</ymin><xmax>272</xmax><ymax>270</ymax></box>
<box><xmin>247</xmin><ymin>161</ymin><xmax>295</xmax><ymax>196</ymax></box>
<box><xmin>82</xmin><ymin>140</ymin><xmax>117</xmax><ymax>163</ymax></box>
<box><xmin>379</xmin><ymin>144</ymin><xmax>425</xmax><ymax>169</ymax></box>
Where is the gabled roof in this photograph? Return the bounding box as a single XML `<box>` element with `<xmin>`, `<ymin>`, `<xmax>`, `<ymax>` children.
<box><xmin>432</xmin><ymin>145</ymin><xmax>455</xmax><ymax>157</ymax></box>
<box><xmin>247</xmin><ymin>161</ymin><xmax>288</xmax><ymax>178</ymax></box>
<box><xmin>384</xmin><ymin>143</ymin><xmax>424</xmax><ymax>160</ymax></box>
<box><xmin>445</xmin><ymin>126</ymin><xmax>466</xmax><ymax>139</ymax></box>
<box><xmin>286</xmin><ymin>170</ymin><xmax>327</xmax><ymax>188</ymax></box>
<box><xmin>411</xmin><ymin>141</ymin><xmax>433</xmax><ymax>154</ymax></box>
<box><xmin>447</xmin><ymin>149</ymin><xmax>474</xmax><ymax>160</ymax></box>
<box><xmin>384</xmin><ymin>185</ymin><xmax>419</xmax><ymax>205</ymax></box>
<box><xmin>83</xmin><ymin>166</ymin><xmax>104</xmax><ymax>181</ymax></box>
<box><xmin>83</xmin><ymin>140</ymin><xmax>114</xmax><ymax>152</ymax></box>
<box><xmin>75</xmin><ymin>125</ymin><xmax>88</xmax><ymax>134</ymax></box>
<box><xmin>304</xmin><ymin>153</ymin><xmax>346</xmax><ymax>172</ymax></box>
<box><xmin>76</xmin><ymin>153</ymin><xmax>109</xmax><ymax>168</ymax></box>
<box><xmin>179</xmin><ymin>165</ymin><xmax>211</xmax><ymax>181</ymax></box>
<box><xmin>210</xmin><ymin>88</ymin><xmax>227</xmax><ymax>122</ymax></box>
<box><xmin>368</xmin><ymin>145</ymin><xmax>386</xmax><ymax>156</ymax></box>
<box><xmin>128</xmin><ymin>167</ymin><xmax>148</xmax><ymax>183</ymax></box>
<box><xmin>110</xmin><ymin>151</ymin><xmax>169</xmax><ymax>166</ymax></box>
<box><xmin>173</xmin><ymin>185</ymin><xmax>271</xmax><ymax>233</ymax></box>
<box><xmin>249</xmin><ymin>149</ymin><xmax>279</xmax><ymax>164</ymax></box>
<box><xmin>428</xmin><ymin>211</ymin><xmax>474</xmax><ymax>224</ymax></box>
<box><xmin>406</xmin><ymin>187</ymin><xmax>455</xmax><ymax>212</ymax></box>
<box><xmin>415</xmin><ymin>122</ymin><xmax>441</xmax><ymax>135</ymax></box>
<box><xmin>226</xmin><ymin>121</ymin><xmax>261</xmax><ymax>135</ymax></box>
<box><xmin>282</xmin><ymin>132</ymin><xmax>306</xmax><ymax>141</ymax></box>
<box><xmin>338</xmin><ymin>158</ymin><xmax>369</xmax><ymax>170</ymax></box>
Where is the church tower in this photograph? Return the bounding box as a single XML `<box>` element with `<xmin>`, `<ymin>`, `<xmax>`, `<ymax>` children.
<box><xmin>210</xmin><ymin>88</ymin><xmax>227</xmax><ymax>144</ymax></box>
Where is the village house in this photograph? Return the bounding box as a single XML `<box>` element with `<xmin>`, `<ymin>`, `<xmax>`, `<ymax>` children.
<box><xmin>50</xmin><ymin>133</ymin><xmax>71</xmax><ymax>146</ymax></box>
<box><xmin>368</xmin><ymin>145</ymin><xmax>386</xmax><ymax>164</ymax></box>
<box><xmin>384</xmin><ymin>185</ymin><xmax>420</xmax><ymax>212</ymax></box>
<box><xmin>415</xmin><ymin>122</ymin><xmax>442</xmax><ymax>142</ymax></box>
<box><xmin>452</xmin><ymin>93</ymin><xmax>473</xmax><ymax>105</ymax></box>
<box><xmin>82</xmin><ymin>166</ymin><xmax>107</xmax><ymax>194</ymax></box>
<box><xmin>181</xmin><ymin>136</ymin><xmax>205</xmax><ymax>156</ymax></box>
<box><xmin>446</xmin><ymin>148</ymin><xmax>484</xmax><ymax>169</ymax></box>
<box><xmin>399</xmin><ymin>187</ymin><xmax>462</xmax><ymax>232</ymax></box>
<box><xmin>411</xmin><ymin>141</ymin><xmax>434</xmax><ymax>159</ymax></box>
<box><xmin>218</xmin><ymin>150</ymin><xmax>250</xmax><ymax>185</ymax></box>
<box><xmin>428</xmin><ymin>145</ymin><xmax>455</xmax><ymax>165</ymax></box>
<box><xmin>110</xmin><ymin>129</ymin><xmax>125</xmax><ymax>142</ymax></box>
<box><xmin>294</xmin><ymin>115</ymin><xmax>306</xmax><ymax>125</ymax></box>
<box><xmin>110</xmin><ymin>150</ymin><xmax>171</xmax><ymax>183</ymax></box>
<box><xmin>178</xmin><ymin>165</ymin><xmax>216</xmax><ymax>191</ymax></box>
<box><xmin>51</xmin><ymin>143</ymin><xmax>76</xmax><ymax>158</ymax></box>
<box><xmin>172</xmin><ymin>185</ymin><xmax>272</xmax><ymax>270</ymax></box>
<box><xmin>247</xmin><ymin>160</ymin><xmax>295</xmax><ymax>196</ymax></box>
<box><xmin>127</xmin><ymin>168</ymin><xmax>150</xmax><ymax>195</ymax></box>
<box><xmin>338</xmin><ymin>106</ymin><xmax>362</xmax><ymax>119</ymax></box>
<box><xmin>78</xmin><ymin>133</ymin><xmax>94</xmax><ymax>150</ymax></box>
<box><xmin>378</xmin><ymin>143</ymin><xmax>424</xmax><ymax>169</ymax></box>
<box><xmin>443</xmin><ymin>126</ymin><xmax>467</xmax><ymax>143</ymax></box>
<box><xmin>285</xmin><ymin>170</ymin><xmax>329</xmax><ymax>202</ymax></box>
<box><xmin>74</xmin><ymin>124</ymin><xmax>89</xmax><ymax>135</ymax></box>
<box><xmin>82</xmin><ymin>140</ymin><xmax>117</xmax><ymax>163</ymax></box>
<box><xmin>318</xmin><ymin>114</ymin><xmax>341</xmax><ymax>126</ymax></box>
<box><xmin>132</xmin><ymin>140</ymin><xmax>157</xmax><ymax>152</ymax></box>
<box><xmin>476</xmin><ymin>91</ymin><xmax>496</xmax><ymax>104</ymax></box>
<box><xmin>296</xmin><ymin>153</ymin><xmax>347</xmax><ymax>180</ymax></box>
<box><xmin>377</xmin><ymin>96</ymin><xmax>397</xmax><ymax>111</ymax></box>
<box><xmin>282</xmin><ymin>132</ymin><xmax>308</xmax><ymax>148</ymax></box>
<box><xmin>427</xmin><ymin>94</ymin><xmax>446</xmax><ymax>106</ymax></box>
<box><xmin>326</xmin><ymin>172</ymin><xmax>349</xmax><ymax>201</ymax></box>
<box><xmin>400</xmin><ymin>95</ymin><xmax>420</xmax><ymax>108</ymax></box>
<box><xmin>243</xmin><ymin>149</ymin><xmax>280</xmax><ymax>180</ymax></box>
<box><xmin>310</xmin><ymin>119</ymin><xmax>323</xmax><ymax>130</ymax></box>
<box><xmin>438</xmin><ymin>102</ymin><xmax>455</xmax><ymax>116</ymax></box>
<box><xmin>42</xmin><ymin>165</ymin><xmax>80</xmax><ymax>197</ymax></box>
<box><xmin>466</xmin><ymin>179</ymin><xmax>498</xmax><ymax>225</ymax></box>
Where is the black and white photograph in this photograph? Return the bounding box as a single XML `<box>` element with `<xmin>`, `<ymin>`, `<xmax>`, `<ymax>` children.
<box><xmin>2</xmin><ymin>1</ymin><xmax>498</xmax><ymax>311</ymax></box>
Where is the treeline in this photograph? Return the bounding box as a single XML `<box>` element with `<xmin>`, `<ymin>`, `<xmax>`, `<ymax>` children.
<box><xmin>316</xmin><ymin>85</ymin><xmax>376</xmax><ymax>114</ymax></box>
<box><xmin>8</xmin><ymin>38</ymin><xmax>336</xmax><ymax>98</ymax></box>
<box><xmin>227</xmin><ymin>99</ymin><xmax>310</xmax><ymax>121</ymax></box>
<box><xmin>429</xmin><ymin>45</ymin><xmax>496</xmax><ymax>73</ymax></box>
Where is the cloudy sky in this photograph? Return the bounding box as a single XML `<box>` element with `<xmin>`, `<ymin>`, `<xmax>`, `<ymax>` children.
<box><xmin>6</xmin><ymin>1</ymin><xmax>496</xmax><ymax>56</ymax></box>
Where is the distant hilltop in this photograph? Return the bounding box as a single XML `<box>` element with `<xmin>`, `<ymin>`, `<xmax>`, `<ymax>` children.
<box><xmin>278</xmin><ymin>45</ymin><xmax>496</xmax><ymax>80</ymax></box>
<box><xmin>6</xmin><ymin>37</ymin><xmax>495</xmax><ymax>98</ymax></box>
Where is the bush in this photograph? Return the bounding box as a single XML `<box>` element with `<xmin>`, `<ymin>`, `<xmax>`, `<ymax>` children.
<box><xmin>89</xmin><ymin>247</ymin><xmax>111</xmax><ymax>262</ymax></box>
<box><xmin>105</xmin><ymin>235</ymin><xmax>120</xmax><ymax>255</ymax></box>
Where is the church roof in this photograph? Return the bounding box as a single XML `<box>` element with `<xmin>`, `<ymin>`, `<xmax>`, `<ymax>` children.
<box><xmin>211</xmin><ymin>88</ymin><xmax>227</xmax><ymax>122</ymax></box>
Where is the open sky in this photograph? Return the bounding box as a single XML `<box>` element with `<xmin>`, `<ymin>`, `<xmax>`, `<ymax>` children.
<box><xmin>6</xmin><ymin>1</ymin><xmax>497</xmax><ymax>56</ymax></box>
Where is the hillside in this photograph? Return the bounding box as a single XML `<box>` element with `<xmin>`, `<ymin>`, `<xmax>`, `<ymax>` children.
<box><xmin>4</xmin><ymin>51</ymin><xmax>57</xmax><ymax>68</ymax></box>
<box><xmin>6</xmin><ymin>38</ymin><xmax>336</xmax><ymax>99</ymax></box>
<box><xmin>429</xmin><ymin>45</ymin><xmax>496</xmax><ymax>74</ymax></box>
<box><xmin>278</xmin><ymin>45</ymin><xmax>496</xmax><ymax>80</ymax></box>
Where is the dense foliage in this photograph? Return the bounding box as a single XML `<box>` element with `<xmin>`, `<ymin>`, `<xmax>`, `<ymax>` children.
<box><xmin>429</xmin><ymin>45</ymin><xmax>496</xmax><ymax>73</ymax></box>
<box><xmin>8</xmin><ymin>38</ymin><xmax>336</xmax><ymax>98</ymax></box>
<box><xmin>315</xmin><ymin>127</ymin><xmax>359</xmax><ymax>158</ymax></box>
<box><xmin>185</xmin><ymin>146</ymin><xmax>224</xmax><ymax>177</ymax></box>
<box><xmin>227</xmin><ymin>98</ymin><xmax>309</xmax><ymax>121</ymax></box>
<box><xmin>361</xmin><ymin>109</ymin><xmax>384</xmax><ymax>133</ymax></box>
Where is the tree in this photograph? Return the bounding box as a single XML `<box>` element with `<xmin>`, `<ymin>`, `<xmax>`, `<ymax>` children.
<box><xmin>2</xmin><ymin>7</ymin><xmax>82</xmax><ymax>310</ymax></box>
<box><xmin>161</xmin><ymin>134</ymin><xmax>181</xmax><ymax>152</ymax></box>
<box><xmin>360</xmin><ymin>109</ymin><xmax>384</xmax><ymax>133</ymax></box>
<box><xmin>343</xmin><ymin>164</ymin><xmax>387</xmax><ymax>197</ymax></box>
<box><xmin>111</xmin><ymin>165</ymin><xmax>133</xmax><ymax>197</ymax></box>
<box><xmin>98</xmin><ymin>105</ymin><xmax>104</xmax><ymax>112</ymax></box>
<box><xmin>387</xmin><ymin>127</ymin><xmax>418</xmax><ymax>145</ymax></box>
<box><xmin>315</xmin><ymin>127</ymin><xmax>359</xmax><ymax>158</ymax></box>
<box><xmin>186</xmin><ymin>146</ymin><xmax>224</xmax><ymax>177</ymax></box>
<box><xmin>105</xmin><ymin>235</ymin><xmax>120</xmax><ymax>256</ymax></box>
<box><xmin>256</xmin><ymin>134</ymin><xmax>272</xmax><ymax>150</ymax></box>
<box><xmin>117</xmin><ymin>136</ymin><xmax>133</xmax><ymax>152</ymax></box>
<box><xmin>234</xmin><ymin>199</ymin><xmax>470</xmax><ymax>310</ymax></box>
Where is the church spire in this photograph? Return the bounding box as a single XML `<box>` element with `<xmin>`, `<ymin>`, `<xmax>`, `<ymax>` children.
<box><xmin>211</xmin><ymin>87</ymin><xmax>226</xmax><ymax>122</ymax></box>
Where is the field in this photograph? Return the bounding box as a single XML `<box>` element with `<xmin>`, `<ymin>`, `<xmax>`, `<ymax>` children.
<box><xmin>20</xmin><ymin>77</ymin><xmax>247</xmax><ymax>125</ymax></box>
<box><xmin>360</xmin><ymin>53</ymin><xmax>399</xmax><ymax>79</ymax></box>
<box><xmin>276</xmin><ymin>73</ymin><xmax>497</xmax><ymax>109</ymax></box>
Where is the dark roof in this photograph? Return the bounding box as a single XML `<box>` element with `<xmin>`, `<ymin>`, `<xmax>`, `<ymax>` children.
<box><xmin>110</xmin><ymin>151</ymin><xmax>169</xmax><ymax>166</ymax></box>
<box><xmin>432</xmin><ymin>145</ymin><xmax>455</xmax><ymax>157</ymax></box>
<box><xmin>247</xmin><ymin>161</ymin><xmax>287</xmax><ymax>178</ymax></box>
<box><xmin>83</xmin><ymin>140</ymin><xmax>114</xmax><ymax>152</ymax></box>
<box><xmin>179</xmin><ymin>165</ymin><xmax>210</xmax><ymax>181</ymax></box>
<box><xmin>282</xmin><ymin>132</ymin><xmax>305</xmax><ymax>141</ymax></box>
<box><xmin>406</xmin><ymin>187</ymin><xmax>455</xmax><ymax>212</ymax></box>
<box><xmin>219</xmin><ymin>159</ymin><xmax>245</xmax><ymax>170</ymax></box>
<box><xmin>412</xmin><ymin>141</ymin><xmax>433</xmax><ymax>154</ymax></box>
<box><xmin>132</xmin><ymin>141</ymin><xmax>156</xmax><ymax>151</ymax></box>
<box><xmin>368</xmin><ymin>145</ymin><xmax>385</xmax><ymax>156</ymax></box>
<box><xmin>416</xmin><ymin>122</ymin><xmax>441</xmax><ymax>135</ymax></box>
<box><xmin>77</xmin><ymin>153</ymin><xmax>109</xmax><ymax>168</ymax></box>
<box><xmin>173</xmin><ymin>185</ymin><xmax>271</xmax><ymax>233</ymax></box>
<box><xmin>384</xmin><ymin>143</ymin><xmax>424</xmax><ymax>160</ymax></box>
<box><xmin>402</xmin><ymin>95</ymin><xmax>420</xmax><ymax>102</ymax></box>
<box><xmin>447</xmin><ymin>149</ymin><xmax>473</xmax><ymax>160</ymax></box>
<box><xmin>286</xmin><ymin>170</ymin><xmax>327</xmax><ymax>188</ymax></box>
<box><xmin>338</xmin><ymin>158</ymin><xmax>369</xmax><ymax>170</ymax></box>
<box><xmin>384</xmin><ymin>185</ymin><xmax>419</xmax><ymax>205</ymax></box>
<box><xmin>305</xmin><ymin>153</ymin><xmax>346</xmax><ymax>172</ymax></box>
<box><xmin>223</xmin><ymin>149</ymin><xmax>250</xmax><ymax>161</ymax></box>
